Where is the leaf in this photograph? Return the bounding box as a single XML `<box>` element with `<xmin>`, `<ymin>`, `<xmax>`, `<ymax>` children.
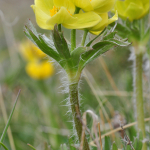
<box><xmin>78</xmin><ymin>39</ymin><xmax>130</xmax><ymax>71</ymax></box>
<box><xmin>126</xmin><ymin>145</ymin><xmax>131</xmax><ymax>150</ymax></box>
<box><xmin>112</xmin><ymin>143</ymin><xmax>118</xmax><ymax>150</ymax></box>
<box><xmin>70</xmin><ymin>46</ymin><xmax>89</xmax><ymax>68</ymax></box>
<box><xmin>133</xmin><ymin>132</ymin><xmax>143</xmax><ymax>150</ymax></box>
<box><xmin>0</xmin><ymin>142</ymin><xmax>9</xmax><ymax>150</ymax></box>
<box><xmin>60</xmin><ymin>144</ymin><xmax>68</xmax><ymax>150</ymax></box>
<box><xmin>109</xmin><ymin>22</ymin><xmax>131</xmax><ymax>38</ymax></box>
<box><xmin>103</xmin><ymin>136</ymin><xmax>111</xmax><ymax>150</ymax></box>
<box><xmin>103</xmin><ymin>31</ymin><xmax>117</xmax><ymax>41</ymax></box>
<box><xmin>86</xmin><ymin>28</ymin><xmax>107</xmax><ymax>47</ymax></box>
<box><xmin>52</xmin><ymin>25</ymin><xmax>70</xmax><ymax>59</ymax></box>
<box><xmin>24</xmin><ymin>26</ymin><xmax>62</xmax><ymax>63</ymax></box>
<box><xmin>0</xmin><ymin>90</ymin><xmax>21</xmax><ymax>145</ymax></box>
<box><xmin>68</xmin><ymin>137</ymin><xmax>76</xmax><ymax>150</ymax></box>
<box><xmin>27</xmin><ymin>143</ymin><xmax>36</xmax><ymax>150</ymax></box>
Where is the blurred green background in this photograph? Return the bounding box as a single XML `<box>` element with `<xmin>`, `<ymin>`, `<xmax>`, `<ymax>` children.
<box><xmin>0</xmin><ymin>0</ymin><xmax>150</xmax><ymax>150</ymax></box>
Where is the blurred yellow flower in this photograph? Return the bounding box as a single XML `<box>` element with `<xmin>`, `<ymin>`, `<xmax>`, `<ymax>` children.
<box><xmin>19</xmin><ymin>40</ymin><xmax>46</xmax><ymax>61</ymax></box>
<box><xmin>26</xmin><ymin>60</ymin><xmax>54</xmax><ymax>80</ymax></box>
<box><xmin>114</xmin><ymin>0</ymin><xmax>149</xmax><ymax>21</ymax></box>
<box><xmin>19</xmin><ymin>40</ymin><xmax>54</xmax><ymax>80</ymax></box>
<box><xmin>31</xmin><ymin>0</ymin><xmax>101</xmax><ymax>30</ymax></box>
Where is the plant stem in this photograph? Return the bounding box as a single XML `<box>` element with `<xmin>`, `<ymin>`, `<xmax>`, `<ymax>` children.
<box><xmin>71</xmin><ymin>29</ymin><xmax>76</xmax><ymax>51</ymax></box>
<box><xmin>134</xmin><ymin>51</ymin><xmax>147</xmax><ymax>150</ymax></box>
<box><xmin>69</xmin><ymin>81</ymin><xmax>90</xmax><ymax>150</ymax></box>
<box><xmin>58</xmin><ymin>24</ymin><xmax>61</xmax><ymax>32</ymax></box>
<box><xmin>81</xmin><ymin>30</ymin><xmax>88</xmax><ymax>46</ymax></box>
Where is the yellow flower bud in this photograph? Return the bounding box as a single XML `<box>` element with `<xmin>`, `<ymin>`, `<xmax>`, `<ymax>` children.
<box><xmin>114</xmin><ymin>0</ymin><xmax>149</xmax><ymax>21</ymax></box>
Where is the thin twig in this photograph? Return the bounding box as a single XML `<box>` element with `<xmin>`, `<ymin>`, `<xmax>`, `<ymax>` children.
<box><xmin>98</xmin><ymin>122</ymin><xmax>103</xmax><ymax>150</ymax></box>
<box><xmin>120</xmin><ymin>125</ymin><xmax>135</xmax><ymax>150</ymax></box>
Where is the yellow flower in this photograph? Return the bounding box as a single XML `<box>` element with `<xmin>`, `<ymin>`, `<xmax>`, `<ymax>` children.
<box><xmin>114</xmin><ymin>0</ymin><xmax>149</xmax><ymax>21</ymax></box>
<box><xmin>71</xmin><ymin>0</ymin><xmax>116</xmax><ymax>14</ymax></box>
<box><xmin>31</xmin><ymin>0</ymin><xmax>101</xmax><ymax>30</ymax></box>
<box><xmin>19</xmin><ymin>40</ymin><xmax>46</xmax><ymax>61</ymax></box>
<box><xmin>26</xmin><ymin>60</ymin><xmax>54</xmax><ymax>80</ymax></box>
<box><xmin>88</xmin><ymin>11</ymin><xmax>118</xmax><ymax>35</ymax></box>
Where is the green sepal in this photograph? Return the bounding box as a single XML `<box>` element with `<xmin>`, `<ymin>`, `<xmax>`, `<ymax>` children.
<box><xmin>52</xmin><ymin>25</ymin><xmax>71</xmax><ymax>59</ymax></box>
<box><xmin>78</xmin><ymin>39</ymin><xmax>130</xmax><ymax>72</ymax></box>
<box><xmin>103</xmin><ymin>136</ymin><xmax>111</xmax><ymax>150</ymax></box>
<box><xmin>112</xmin><ymin>143</ymin><xmax>118</xmax><ymax>150</ymax></box>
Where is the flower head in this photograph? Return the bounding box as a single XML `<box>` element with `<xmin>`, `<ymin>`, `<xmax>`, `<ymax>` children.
<box><xmin>31</xmin><ymin>0</ymin><xmax>101</xmax><ymax>30</ymax></box>
<box><xmin>71</xmin><ymin>0</ymin><xmax>117</xmax><ymax>35</ymax></box>
<box><xmin>114</xmin><ymin>0</ymin><xmax>149</xmax><ymax>21</ymax></box>
<box><xmin>19</xmin><ymin>40</ymin><xmax>54</xmax><ymax>80</ymax></box>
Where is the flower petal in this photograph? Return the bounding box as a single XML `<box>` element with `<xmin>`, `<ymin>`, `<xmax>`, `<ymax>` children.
<box><xmin>108</xmin><ymin>10</ymin><xmax>118</xmax><ymax>24</ymax></box>
<box><xmin>70</xmin><ymin>0</ymin><xmax>93</xmax><ymax>11</ymax></box>
<box><xmin>46</xmin><ymin>7</ymin><xmax>77</xmax><ymax>29</ymax></box>
<box><xmin>31</xmin><ymin>5</ymin><xmax>53</xmax><ymax>29</ymax></box>
<box><xmin>124</xmin><ymin>2</ymin><xmax>144</xmax><ymax>21</ymax></box>
<box><xmin>54</xmin><ymin>0</ymin><xmax>75</xmax><ymax>14</ymax></box>
<box><xmin>34</xmin><ymin>0</ymin><xmax>54</xmax><ymax>14</ymax></box>
<box><xmin>91</xmin><ymin>0</ymin><xmax>116</xmax><ymax>13</ymax></box>
<box><xmin>88</xmin><ymin>13</ymin><xmax>107</xmax><ymax>35</ymax></box>
<box><xmin>63</xmin><ymin>11</ymin><xmax>101</xmax><ymax>29</ymax></box>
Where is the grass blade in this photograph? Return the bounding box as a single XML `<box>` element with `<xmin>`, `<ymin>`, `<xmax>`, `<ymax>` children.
<box><xmin>0</xmin><ymin>89</ymin><xmax>21</xmax><ymax>145</ymax></box>
<box><xmin>27</xmin><ymin>143</ymin><xmax>36</xmax><ymax>150</ymax></box>
<box><xmin>0</xmin><ymin>142</ymin><xmax>9</xmax><ymax>150</ymax></box>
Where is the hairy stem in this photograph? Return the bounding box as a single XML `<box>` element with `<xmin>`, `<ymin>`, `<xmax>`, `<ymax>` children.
<box><xmin>69</xmin><ymin>81</ymin><xmax>90</xmax><ymax>150</ymax></box>
<box><xmin>134</xmin><ymin>51</ymin><xmax>147</xmax><ymax>150</ymax></box>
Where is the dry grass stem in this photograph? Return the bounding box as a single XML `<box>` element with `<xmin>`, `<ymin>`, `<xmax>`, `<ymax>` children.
<box><xmin>83</xmin><ymin>70</ymin><xmax>115</xmax><ymax>139</ymax></box>
<box><xmin>0</xmin><ymin>86</ymin><xmax>16</xmax><ymax>150</ymax></box>
<box><xmin>98</xmin><ymin>122</ymin><xmax>103</xmax><ymax>150</ymax></box>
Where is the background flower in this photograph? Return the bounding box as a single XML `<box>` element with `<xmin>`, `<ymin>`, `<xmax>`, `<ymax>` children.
<box><xmin>19</xmin><ymin>40</ymin><xmax>54</xmax><ymax>79</ymax></box>
<box><xmin>114</xmin><ymin>0</ymin><xmax>149</xmax><ymax>21</ymax></box>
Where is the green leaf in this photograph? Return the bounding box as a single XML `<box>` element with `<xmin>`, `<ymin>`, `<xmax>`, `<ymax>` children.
<box><xmin>133</xmin><ymin>132</ymin><xmax>143</xmax><ymax>150</ymax></box>
<box><xmin>103</xmin><ymin>136</ymin><xmax>111</xmax><ymax>150</ymax></box>
<box><xmin>0</xmin><ymin>90</ymin><xmax>21</xmax><ymax>146</ymax></box>
<box><xmin>52</xmin><ymin>25</ymin><xmax>71</xmax><ymax>59</ymax></box>
<box><xmin>126</xmin><ymin>145</ymin><xmax>131</xmax><ymax>150</ymax></box>
<box><xmin>112</xmin><ymin>143</ymin><xmax>118</xmax><ymax>150</ymax></box>
<box><xmin>86</xmin><ymin>28</ymin><xmax>106</xmax><ymax>47</ymax></box>
<box><xmin>60</xmin><ymin>144</ymin><xmax>68</xmax><ymax>150</ymax></box>
<box><xmin>0</xmin><ymin>142</ymin><xmax>9</xmax><ymax>150</ymax></box>
<box><xmin>103</xmin><ymin>31</ymin><xmax>117</xmax><ymax>41</ymax></box>
<box><xmin>24</xmin><ymin>26</ymin><xmax>62</xmax><ymax>63</ymax></box>
<box><xmin>68</xmin><ymin>137</ymin><xmax>76</xmax><ymax>150</ymax></box>
<box><xmin>70</xmin><ymin>46</ymin><xmax>89</xmax><ymax>68</ymax></box>
<box><xmin>78</xmin><ymin>39</ymin><xmax>130</xmax><ymax>71</ymax></box>
<box><xmin>27</xmin><ymin>143</ymin><xmax>36</xmax><ymax>150</ymax></box>
<box><xmin>109</xmin><ymin>22</ymin><xmax>130</xmax><ymax>38</ymax></box>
